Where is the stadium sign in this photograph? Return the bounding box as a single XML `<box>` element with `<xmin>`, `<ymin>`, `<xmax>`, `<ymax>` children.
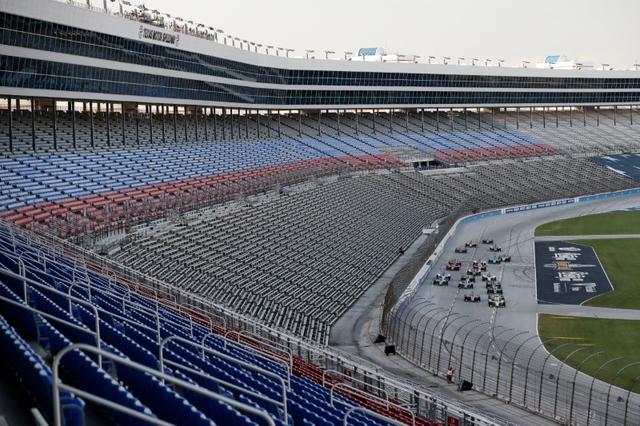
<box><xmin>139</xmin><ymin>26</ymin><xmax>180</xmax><ymax>46</ymax></box>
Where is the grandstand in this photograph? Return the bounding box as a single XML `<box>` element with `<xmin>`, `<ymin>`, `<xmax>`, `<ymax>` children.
<box><xmin>1</xmin><ymin>0</ymin><xmax>640</xmax><ymax>424</ymax></box>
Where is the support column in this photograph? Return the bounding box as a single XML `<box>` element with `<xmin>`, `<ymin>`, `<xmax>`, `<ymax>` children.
<box><xmin>267</xmin><ymin>109</ymin><xmax>272</xmax><ymax>138</ymax></box>
<box><xmin>256</xmin><ymin>109</ymin><xmax>260</xmax><ymax>139</ymax></box>
<box><xmin>31</xmin><ymin>97</ymin><xmax>36</xmax><ymax>151</ymax></box>
<box><xmin>212</xmin><ymin>108</ymin><xmax>217</xmax><ymax>141</ymax></box>
<box><xmin>71</xmin><ymin>101</ymin><xmax>77</xmax><ymax>149</ymax></box>
<box><xmin>477</xmin><ymin>107</ymin><xmax>481</xmax><ymax>130</ymax></box>
<box><xmin>194</xmin><ymin>106</ymin><xmax>199</xmax><ymax>141</ymax></box>
<box><xmin>584</xmin><ymin>108</ymin><xmax>587</xmax><ymax>126</ymax></box>
<box><xmin>631</xmin><ymin>106</ymin><xmax>634</xmax><ymax>126</ymax></box>
<box><xmin>8</xmin><ymin>98</ymin><xmax>13</xmax><ymax>153</ymax></box>
<box><xmin>597</xmin><ymin>106</ymin><xmax>600</xmax><ymax>126</ymax></box>
<box><xmin>161</xmin><ymin>105</ymin><xmax>166</xmax><ymax>144</ymax></box>
<box><xmin>530</xmin><ymin>107</ymin><xmax>533</xmax><ymax>128</ymax></box>
<box><xmin>135</xmin><ymin>105</ymin><xmax>140</xmax><ymax>144</ymax></box>
<box><xmin>203</xmin><ymin>107</ymin><xmax>208</xmax><ymax>140</ymax></box>
<box><xmin>570</xmin><ymin>107</ymin><xmax>573</xmax><ymax>127</ymax></box>
<box><xmin>372</xmin><ymin>109</ymin><xmax>376</xmax><ymax>134</ymax></box>
<box><xmin>106</xmin><ymin>102</ymin><xmax>111</xmax><ymax>147</ymax></box>
<box><xmin>405</xmin><ymin>109</ymin><xmax>409</xmax><ymax>133</ymax></box>
<box><xmin>52</xmin><ymin>99</ymin><xmax>57</xmax><ymax>150</ymax></box>
<box><xmin>491</xmin><ymin>107</ymin><xmax>495</xmax><ymax>129</ymax></box>
<box><xmin>277</xmin><ymin>110</ymin><xmax>281</xmax><ymax>137</ymax></box>
<box><xmin>516</xmin><ymin>107</ymin><xmax>519</xmax><ymax>129</ymax></box>
<box><xmin>337</xmin><ymin>110</ymin><xmax>341</xmax><ymax>136</ymax></box>
<box><xmin>389</xmin><ymin>109</ymin><xmax>393</xmax><ymax>133</ymax></box>
<box><xmin>317</xmin><ymin>110</ymin><xmax>321</xmax><ymax>136</ymax></box>
<box><xmin>436</xmin><ymin>108</ymin><xmax>439</xmax><ymax>131</ymax></box>
<box><xmin>298</xmin><ymin>110</ymin><xmax>302</xmax><ymax>136</ymax></box>
<box><xmin>245</xmin><ymin>109</ymin><xmax>249</xmax><ymax>139</ymax></box>
<box><xmin>614</xmin><ymin>105</ymin><xmax>617</xmax><ymax>126</ymax></box>
<box><xmin>173</xmin><ymin>105</ymin><xmax>178</xmax><ymax>143</ymax></box>
<box><xmin>450</xmin><ymin>108</ymin><xmax>454</xmax><ymax>131</ymax></box>
<box><xmin>89</xmin><ymin>101</ymin><xmax>95</xmax><ymax>148</ymax></box>
<box><xmin>555</xmin><ymin>106</ymin><xmax>558</xmax><ymax>128</ymax></box>
<box><xmin>148</xmin><ymin>104</ymin><xmax>153</xmax><ymax>144</ymax></box>
<box><xmin>464</xmin><ymin>108</ymin><xmax>468</xmax><ymax>130</ymax></box>
<box><xmin>222</xmin><ymin>108</ymin><xmax>227</xmax><ymax>140</ymax></box>
<box><xmin>121</xmin><ymin>103</ymin><xmax>126</xmax><ymax>145</ymax></box>
<box><xmin>421</xmin><ymin>108</ymin><xmax>424</xmax><ymax>132</ymax></box>
<box><xmin>504</xmin><ymin>107</ymin><xmax>507</xmax><ymax>128</ymax></box>
<box><xmin>183</xmin><ymin>106</ymin><xmax>188</xmax><ymax>142</ymax></box>
<box><xmin>355</xmin><ymin>109</ymin><xmax>359</xmax><ymax>135</ymax></box>
<box><xmin>542</xmin><ymin>107</ymin><xmax>546</xmax><ymax>128</ymax></box>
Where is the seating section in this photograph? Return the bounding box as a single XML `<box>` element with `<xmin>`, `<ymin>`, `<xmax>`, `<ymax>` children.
<box><xmin>591</xmin><ymin>153</ymin><xmax>640</xmax><ymax>182</ymax></box>
<box><xmin>0</xmin><ymin>224</ymin><xmax>430</xmax><ymax>425</ymax></box>
<box><xmin>111</xmin><ymin>158</ymin><xmax>635</xmax><ymax>341</ymax></box>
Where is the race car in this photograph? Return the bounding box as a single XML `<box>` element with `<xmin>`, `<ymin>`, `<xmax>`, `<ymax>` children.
<box><xmin>455</xmin><ymin>246</ymin><xmax>468</xmax><ymax>254</ymax></box>
<box><xmin>481</xmin><ymin>238</ymin><xmax>494</xmax><ymax>244</ymax></box>
<box><xmin>446</xmin><ymin>260</ymin><xmax>462</xmax><ymax>271</ymax></box>
<box><xmin>481</xmin><ymin>274</ymin><xmax>497</xmax><ymax>282</ymax></box>
<box><xmin>434</xmin><ymin>273</ymin><xmax>452</xmax><ymax>282</ymax></box>
<box><xmin>488</xmin><ymin>294</ymin><xmax>506</xmax><ymax>308</ymax></box>
<box><xmin>486</xmin><ymin>283</ymin><xmax>503</xmax><ymax>294</ymax></box>
<box><xmin>464</xmin><ymin>293</ymin><xmax>481</xmax><ymax>303</ymax></box>
<box><xmin>433</xmin><ymin>276</ymin><xmax>449</xmax><ymax>286</ymax></box>
<box><xmin>472</xmin><ymin>259</ymin><xmax>487</xmax><ymax>268</ymax></box>
<box><xmin>500</xmin><ymin>255</ymin><xmax>512</xmax><ymax>263</ymax></box>
<box><xmin>487</xmin><ymin>256</ymin><xmax>502</xmax><ymax>264</ymax></box>
<box><xmin>458</xmin><ymin>281</ymin><xmax>474</xmax><ymax>289</ymax></box>
<box><xmin>465</xmin><ymin>240</ymin><xmax>477</xmax><ymax>248</ymax></box>
<box><xmin>461</xmin><ymin>275</ymin><xmax>475</xmax><ymax>283</ymax></box>
<box><xmin>489</xmin><ymin>245</ymin><xmax>502</xmax><ymax>252</ymax></box>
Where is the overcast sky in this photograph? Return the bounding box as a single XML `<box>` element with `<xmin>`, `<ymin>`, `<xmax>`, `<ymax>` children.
<box><xmin>144</xmin><ymin>0</ymin><xmax>640</xmax><ymax>69</ymax></box>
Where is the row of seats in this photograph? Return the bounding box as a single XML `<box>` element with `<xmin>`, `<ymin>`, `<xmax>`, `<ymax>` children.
<box><xmin>0</xmin><ymin>223</ymin><xmax>429</xmax><ymax>425</ymax></box>
<box><xmin>111</xmin><ymin>158</ymin><xmax>636</xmax><ymax>341</ymax></box>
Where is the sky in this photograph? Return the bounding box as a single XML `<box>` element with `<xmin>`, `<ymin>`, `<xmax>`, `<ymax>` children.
<box><xmin>143</xmin><ymin>0</ymin><xmax>640</xmax><ymax>69</ymax></box>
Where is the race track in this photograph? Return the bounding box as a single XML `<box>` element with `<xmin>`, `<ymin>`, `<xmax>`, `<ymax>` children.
<box><xmin>388</xmin><ymin>193</ymin><xmax>640</xmax><ymax>425</ymax></box>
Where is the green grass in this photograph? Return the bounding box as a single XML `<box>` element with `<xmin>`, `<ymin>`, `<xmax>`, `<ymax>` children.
<box><xmin>539</xmin><ymin>314</ymin><xmax>640</xmax><ymax>391</ymax></box>
<box><xmin>535</xmin><ymin>211</ymin><xmax>640</xmax><ymax>236</ymax></box>
<box><xmin>572</xmin><ymin>239</ymin><xmax>640</xmax><ymax>309</ymax></box>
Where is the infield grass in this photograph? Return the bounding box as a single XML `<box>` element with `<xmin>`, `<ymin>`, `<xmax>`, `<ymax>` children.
<box><xmin>535</xmin><ymin>210</ymin><xmax>640</xmax><ymax>236</ymax></box>
<box><xmin>571</xmin><ymin>239</ymin><xmax>640</xmax><ymax>309</ymax></box>
<box><xmin>539</xmin><ymin>314</ymin><xmax>640</xmax><ymax>392</ymax></box>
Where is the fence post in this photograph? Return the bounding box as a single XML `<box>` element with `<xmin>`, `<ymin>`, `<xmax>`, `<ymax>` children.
<box><xmin>586</xmin><ymin>357</ymin><xmax>624</xmax><ymax>426</ymax></box>
<box><xmin>553</xmin><ymin>347</ymin><xmax>589</xmax><ymax>419</ymax></box>
<box><xmin>471</xmin><ymin>327</ymin><xmax>498</xmax><ymax>386</ymax></box>
<box><xmin>459</xmin><ymin>322</ymin><xmax>489</xmax><ymax>382</ymax></box>
<box><xmin>484</xmin><ymin>327</ymin><xmax>514</xmax><ymax>393</ymax></box>
<box><xmin>399</xmin><ymin>300</ymin><xmax>433</xmax><ymax>357</ymax></box>
<box><xmin>418</xmin><ymin>310</ymin><xmax>446</xmax><ymax>367</ymax></box>
<box><xmin>568</xmin><ymin>351</ymin><xmax>605</xmax><ymax>424</ymax></box>
<box><xmin>508</xmin><ymin>335</ymin><xmax>539</xmax><ymax>403</ymax></box>
<box><xmin>412</xmin><ymin>306</ymin><xmax>442</xmax><ymax>362</ymax></box>
<box><xmin>436</xmin><ymin>314</ymin><xmax>468</xmax><ymax>373</ymax></box>
<box><xmin>523</xmin><ymin>339</ymin><xmax>555</xmax><ymax>408</ymax></box>
<box><xmin>495</xmin><ymin>331</ymin><xmax>527</xmax><ymax>397</ymax></box>
<box><xmin>429</xmin><ymin>314</ymin><xmax>456</xmax><ymax>372</ymax></box>
<box><xmin>448</xmin><ymin>318</ymin><xmax>481</xmax><ymax>372</ymax></box>
<box><xmin>604</xmin><ymin>361</ymin><xmax>640</xmax><ymax>426</ymax></box>
<box><xmin>623</xmin><ymin>375</ymin><xmax>640</xmax><ymax>426</ymax></box>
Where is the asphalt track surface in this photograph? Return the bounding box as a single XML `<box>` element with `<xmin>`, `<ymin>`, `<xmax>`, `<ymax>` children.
<box><xmin>331</xmin><ymin>193</ymin><xmax>640</xmax><ymax>426</ymax></box>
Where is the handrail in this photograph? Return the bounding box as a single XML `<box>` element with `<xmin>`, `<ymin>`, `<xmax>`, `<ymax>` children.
<box><xmin>322</xmin><ymin>369</ymin><xmax>389</xmax><ymax>401</ymax></box>
<box><xmin>52</xmin><ymin>343</ymin><xmax>275</xmax><ymax>426</ymax></box>
<box><xmin>330</xmin><ymin>382</ymin><xmax>416</xmax><ymax>426</ymax></box>
<box><xmin>343</xmin><ymin>406</ymin><xmax>407</xmax><ymax>426</ymax></box>
<box><xmin>201</xmin><ymin>332</ymin><xmax>292</xmax><ymax>385</ymax></box>
<box><xmin>159</xmin><ymin>335</ymin><xmax>288</xmax><ymax>420</ymax></box>
<box><xmin>0</xmin><ymin>266</ymin><xmax>103</xmax><ymax>368</ymax></box>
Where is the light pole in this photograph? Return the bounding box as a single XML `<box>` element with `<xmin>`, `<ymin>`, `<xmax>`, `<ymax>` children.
<box><xmin>522</xmin><ymin>60</ymin><xmax>530</xmax><ymax>68</ymax></box>
<box><xmin>634</xmin><ymin>63</ymin><xmax>640</xmax><ymax>71</ymax></box>
<box><xmin>216</xmin><ymin>29</ymin><xmax>225</xmax><ymax>45</ymax></box>
<box><xmin>324</xmin><ymin>50</ymin><xmax>335</xmax><ymax>60</ymax></box>
<box><xmin>242</xmin><ymin>39</ymin><xmax>249</xmax><ymax>50</ymax></box>
<box><xmin>276</xmin><ymin>47</ymin><xmax>284</xmax><ymax>57</ymax></box>
<box><xmin>413</xmin><ymin>55</ymin><xmax>420</xmax><ymax>63</ymax></box>
<box><xmin>601</xmin><ymin>63</ymin><xmax>610</xmax><ymax>70</ymax></box>
<box><xmin>428</xmin><ymin>55</ymin><xmax>436</xmax><ymax>64</ymax></box>
<box><xmin>305</xmin><ymin>49</ymin><xmax>315</xmax><ymax>59</ymax></box>
<box><xmin>344</xmin><ymin>51</ymin><xmax>353</xmax><ymax>60</ymax></box>
<box><xmin>249</xmin><ymin>41</ymin><xmax>255</xmax><ymax>52</ymax></box>
<box><xmin>485</xmin><ymin>58</ymin><xmax>492</xmax><ymax>67</ymax></box>
<box><xmin>498</xmin><ymin>59</ymin><xmax>505</xmax><ymax>67</ymax></box>
<box><xmin>472</xmin><ymin>58</ymin><xmax>479</xmax><ymax>66</ymax></box>
<box><xmin>256</xmin><ymin>43</ymin><xmax>263</xmax><ymax>53</ymax></box>
<box><xmin>285</xmin><ymin>48</ymin><xmax>294</xmax><ymax>58</ymax></box>
<box><xmin>443</xmin><ymin>56</ymin><xmax>451</xmax><ymax>65</ymax></box>
<box><xmin>265</xmin><ymin>45</ymin><xmax>273</xmax><ymax>55</ymax></box>
<box><xmin>457</xmin><ymin>57</ymin><xmax>465</xmax><ymax>65</ymax></box>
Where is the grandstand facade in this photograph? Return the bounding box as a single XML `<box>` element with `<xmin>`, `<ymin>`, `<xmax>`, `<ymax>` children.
<box><xmin>1</xmin><ymin>0</ymin><xmax>640</xmax><ymax>425</ymax></box>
